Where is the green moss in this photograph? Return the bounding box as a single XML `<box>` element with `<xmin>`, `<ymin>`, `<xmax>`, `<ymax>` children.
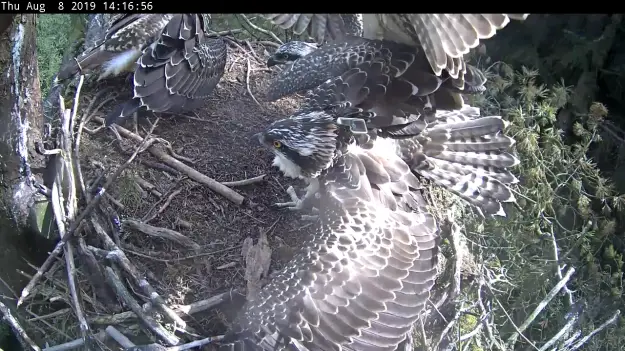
<box><xmin>36</xmin><ymin>14</ymin><xmax>86</xmax><ymax>96</ymax></box>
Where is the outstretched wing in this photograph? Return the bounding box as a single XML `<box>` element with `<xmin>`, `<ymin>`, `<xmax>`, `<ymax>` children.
<box><xmin>302</xmin><ymin>55</ymin><xmax>519</xmax><ymax>217</ymax></box>
<box><xmin>265</xmin><ymin>36</ymin><xmax>420</xmax><ymax>102</ymax></box>
<box><xmin>263</xmin><ymin>14</ymin><xmax>528</xmax><ymax>87</ymax></box>
<box><xmin>388</xmin><ymin>14</ymin><xmax>528</xmax><ymax>78</ymax></box>
<box><xmin>221</xmin><ymin>142</ymin><xmax>439</xmax><ymax>351</ymax></box>
<box><xmin>57</xmin><ymin>14</ymin><xmax>173</xmax><ymax>81</ymax></box>
<box><xmin>105</xmin><ymin>14</ymin><xmax>227</xmax><ymax>126</ymax></box>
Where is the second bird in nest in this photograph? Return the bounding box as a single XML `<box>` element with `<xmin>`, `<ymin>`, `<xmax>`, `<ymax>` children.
<box><xmin>57</xmin><ymin>14</ymin><xmax>227</xmax><ymax>127</ymax></box>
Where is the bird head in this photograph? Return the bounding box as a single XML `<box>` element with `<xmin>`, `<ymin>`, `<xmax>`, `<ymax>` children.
<box><xmin>254</xmin><ymin>111</ymin><xmax>341</xmax><ymax>179</ymax></box>
<box><xmin>267</xmin><ymin>41</ymin><xmax>318</xmax><ymax>67</ymax></box>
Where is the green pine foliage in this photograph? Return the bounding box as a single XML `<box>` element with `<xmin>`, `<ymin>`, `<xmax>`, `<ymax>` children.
<box><xmin>452</xmin><ymin>60</ymin><xmax>625</xmax><ymax>350</ymax></box>
<box><xmin>36</xmin><ymin>14</ymin><xmax>86</xmax><ymax>96</ymax></box>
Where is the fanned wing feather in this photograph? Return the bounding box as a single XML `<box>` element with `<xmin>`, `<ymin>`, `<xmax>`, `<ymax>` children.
<box><xmin>300</xmin><ymin>50</ymin><xmax>519</xmax><ymax>217</ymax></box>
<box><xmin>221</xmin><ymin>145</ymin><xmax>439</xmax><ymax>351</ymax></box>
<box><xmin>263</xmin><ymin>14</ymin><xmax>528</xmax><ymax>90</ymax></box>
<box><xmin>392</xmin><ymin>14</ymin><xmax>528</xmax><ymax>78</ymax></box>
<box><xmin>105</xmin><ymin>14</ymin><xmax>227</xmax><ymax>126</ymax></box>
<box><xmin>57</xmin><ymin>14</ymin><xmax>173</xmax><ymax>81</ymax></box>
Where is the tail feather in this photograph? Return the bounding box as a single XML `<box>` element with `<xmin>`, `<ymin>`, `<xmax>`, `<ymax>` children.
<box><xmin>424</xmin><ymin>150</ymin><xmax>518</xmax><ymax>169</ymax></box>
<box><xmin>427</xmin><ymin>116</ymin><xmax>509</xmax><ymax>139</ymax></box>
<box><xmin>427</xmin><ymin>158</ymin><xmax>518</xmax><ymax>185</ymax></box>
<box><xmin>104</xmin><ymin>98</ymin><xmax>142</xmax><ymax>126</ymax></box>
<box><xmin>398</xmin><ymin>108</ymin><xmax>518</xmax><ymax>216</ymax></box>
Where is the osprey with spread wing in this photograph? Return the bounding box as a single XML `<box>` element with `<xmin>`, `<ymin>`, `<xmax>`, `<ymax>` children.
<box><xmin>264</xmin><ymin>14</ymin><xmax>528</xmax><ymax>92</ymax></box>
<box><xmin>218</xmin><ymin>34</ymin><xmax>519</xmax><ymax>351</ymax></box>
<box><xmin>262</xmin><ymin>35</ymin><xmax>517</xmax><ymax>217</ymax></box>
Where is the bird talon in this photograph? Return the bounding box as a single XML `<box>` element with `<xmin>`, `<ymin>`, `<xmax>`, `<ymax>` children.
<box><xmin>285</xmin><ymin>186</ymin><xmax>300</xmax><ymax>203</ymax></box>
<box><xmin>272</xmin><ymin>186</ymin><xmax>307</xmax><ymax>211</ymax></box>
<box><xmin>272</xmin><ymin>200</ymin><xmax>303</xmax><ymax>211</ymax></box>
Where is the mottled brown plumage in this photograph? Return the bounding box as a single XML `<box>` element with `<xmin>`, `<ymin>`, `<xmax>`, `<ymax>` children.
<box><xmin>56</xmin><ymin>14</ymin><xmax>173</xmax><ymax>81</ymax></box>
<box><xmin>264</xmin><ymin>14</ymin><xmax>528</xmax><ymax>91</ymax></box>
<box><xmin>265</xmin><ymin>36</ymin><xmax>485</xmax><ymax>115</ymax></box>
<box><xmin>104</xmin><ymin>14</ymin><xmax>227</xmax><ymax>126</ymax></box>
<box><xmin>219</xmin><ymin>42</ymin><xmax>518</xmax><ymax>351</ymax></box>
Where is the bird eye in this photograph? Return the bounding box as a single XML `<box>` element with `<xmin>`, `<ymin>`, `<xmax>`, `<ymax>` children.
<box><xmin>273</xmin><ymin>140</ymin><xmax>282</xmax><ymax>148</ymax></box>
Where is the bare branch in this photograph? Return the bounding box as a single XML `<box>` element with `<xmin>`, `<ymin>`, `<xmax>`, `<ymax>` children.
<box><xmin>105</xmin><ymin>325</ymin><xmax>136</xmax><ymax>348</ymax></box>
<box><xmin>506</xmin><ymin>267</ymin><xmax>576</xmax><ymax>347</ymax></box>
<box><xmin>238</xmin><ymin>14</ymin><xmax>283</xmax><ymax>44</ymax></box>
<box><xmin>567</xmin><ymin>310</ymin><xmax>621</xmax><ymax>351</ymax></box>
<box><xmin>104</xmin><ymin>266</ymin><xmax>180</xmax><ymax>346</ymax></box>
<box><xmin>0</xmin><ymin>301</ymin><xmax>41</xmax><ymax>350</ymax></box>
<box><xmin>123</xmin><ymin>219</ymin><xmax>200</xmax><ymax>250</ymax></box>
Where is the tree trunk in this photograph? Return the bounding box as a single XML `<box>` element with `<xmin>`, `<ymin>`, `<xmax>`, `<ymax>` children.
<box><xmin>0</xmin><ymin>15</ymin><xmax>50</xmax><ymax>348</ymax></box>
<box><xmin>0</xmin><ymin>15</ymin><xmax>47</xmax><ymax>235</ymax></box>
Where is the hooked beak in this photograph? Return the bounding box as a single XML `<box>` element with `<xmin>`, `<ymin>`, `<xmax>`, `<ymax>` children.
<box><xmin>251</xmin><ymin>132</ymin><xmax>263</xmax><ymax>145</ymax></box>
<box><xmin>266</xmin><ymin>57</ymin><xmax>279</xmax><ymax>68</ymax></box>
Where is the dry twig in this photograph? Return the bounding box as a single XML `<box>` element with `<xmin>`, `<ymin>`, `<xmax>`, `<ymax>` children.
<box><xmin>54</xmin><ymin>78</ymin><xmax>93</xmax><ymax>346</ymax></box>
<box><xmin>104</xmin><ymin>266</ymin><xmax>180</xmax><ymax>346</ymax></box>
<box><xmin>238</xmin><ymin>14</ymin><xmax>283</xmax><ymax>44</ymax></box>
<box><xmin>126</xmin><ymin>335</ymin><xmax>225</xmax><ymax>351</ymax></box>
<box><xmin>89</xmin><ymin>219</ymin><xmax>191</xmax><ymax>333</ymax></box>
<box><xmin>142</xmin><ymin>187</ymin><xmax>183</xmax><ymax>223</ymax></box>
<box><xmin>41</xmin><ymin>330</ymin><xmax>108</xmax><ymax>351</ymax></box>
<box><xmin>222</xmin><ymin>174</ymin><xmax>266</xmax><ymax>187</ymax></box>
<box><xmin>135</xmin><ymin>176</ymin><xmax>163</xmax><ymax>198</ymax></box>
<box><xmin>505</xmin><ymin>267</ymin><xmax>576</xmax><ymax>347</ymax></box>
<box><xmin>123</xmin><ymin>218</ymin><xmax>200</xmax><ymax>250</ymax></box>
<box><xmin>105</xmin><ymin>325</ymin><xmax>136</xmax><ymax>348</ymax></box>
<box><xmin>566</xmin><ymin>310</ymin><xmax>621</xmax><ymax>350</ymax></box>
<box><xmin>94</xmin><ymin>117</ymin><xmax>247</xmax><ymax>205</ymax></box>
<box><xmin>17</xmin><ymin>117</ymin><xmax>159</xmax><ymax>306</ymax></box>
<box><xmin>87</xmin><ymin>289</ymin><xmax>240</xmax><ymax>325</ymax></box>
<box><xmin>0</xmin><ymin>301</ymin><xmax>41</xmax><ymax>350</ymax></box>
<box><xmin>207</xmin><ymin>28</ymin><xmax>243</xmax><ymax>37</ymax></box>
<box><xmin>246</xmin><ymin>57</ymin><xmax>263</xmax><ymax>107</ymax></box>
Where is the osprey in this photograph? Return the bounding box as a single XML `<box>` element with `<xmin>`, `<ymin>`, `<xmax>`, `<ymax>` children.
<box><xmin>219</xmin><ymin>47</ymin><xmax>518</xmax><ymax>351</ymax></box>
<box><xmin>103</xmin><ymin>14</ymin><xmax>227</xmax><ymax>126</ymax></box>
<box><xmin>56</xmin><ymin>14</ymin><xmax>174</xmax><ymax>81</ymax></box>
<box><xmin>264</xmin><ymin>14</ymin><xmax>528</xmax><ymax>94</ymax></box>
<box><xmin>265</xmin><ymin>36</ymin><xmax>506</xmax><ymax>216</ymax></box>
<box><xmin>265</xmin><ymin>38</ymin><xmax>488</xmax><ymax>98</ymax></box>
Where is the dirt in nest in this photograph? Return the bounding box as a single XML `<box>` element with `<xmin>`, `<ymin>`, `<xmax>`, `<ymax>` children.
<box><xmin>66</xmin><ymin>45</ymin><xmax>315</xmax><ymax>341</ymax></box>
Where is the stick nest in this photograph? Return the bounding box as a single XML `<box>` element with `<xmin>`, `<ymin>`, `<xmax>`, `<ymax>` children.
<box><xmin>14</xmin><ymin>41</ymin><xmax>322</xmax><ymax>350</ymax></box>
<box><xmin>9</xmin><ymin>37</ymin><xmax>465</xmax><ymax>350</ymax></box>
